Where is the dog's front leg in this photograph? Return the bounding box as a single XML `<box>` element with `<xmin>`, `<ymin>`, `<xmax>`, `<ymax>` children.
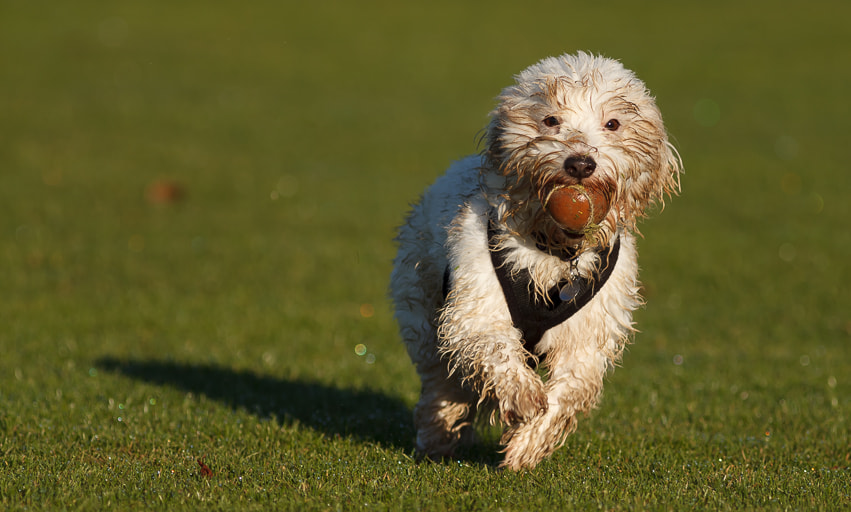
<box><xmin>438</xmin><ymin>204</ymin><xmax>548</xmax><ymax>427</ymax></box>
<box><xmin>439</xmin><ymin>288</ymin><xmax>548</xmax><ymax>427</ymax></box>
<box><xmin>500</xmin><ymin>336</ymin><xmax>610</xmax><ymax>470</ymax></box>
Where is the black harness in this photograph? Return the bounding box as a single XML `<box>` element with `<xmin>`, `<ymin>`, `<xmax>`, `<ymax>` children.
<box><xmin>443</xmin><ymin>221</ymin><xmax>620</xmax><ymax>357</ymax></box>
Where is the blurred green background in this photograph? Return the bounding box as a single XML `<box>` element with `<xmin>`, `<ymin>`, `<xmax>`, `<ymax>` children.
<box><xmin>1</xmin><ymin>0</ymin><xmax>848</xmax><ymax>509</ymax></box>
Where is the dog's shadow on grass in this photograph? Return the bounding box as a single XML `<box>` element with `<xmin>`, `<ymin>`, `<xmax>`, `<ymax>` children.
<box><xmin>96</xmin><ymin>357</ymin><xmax>418</xmax><ymax>452</ymax></box>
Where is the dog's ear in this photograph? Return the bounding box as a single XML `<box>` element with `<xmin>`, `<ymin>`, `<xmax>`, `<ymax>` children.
<box><xmin>621</xmin><ymin>115</ymin><xmax>682</xmax><ymax>221</ymax></box>
<box><xmin>482</xmin><ymin>113</ymin><xmax>503</xmax><ymax>165</ymax></box>
<box><xmin>483</xmin><ymin>86</ymin><xmax>525</xmax><ymax>169</ymax></box>
<box><xmin>658</xmin><ymin>139</ymin><xmax>683</xmax><ymax>201</ymax></box>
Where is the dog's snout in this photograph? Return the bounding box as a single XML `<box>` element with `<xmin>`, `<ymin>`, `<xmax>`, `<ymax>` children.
<box><xmin>563</xmin><ymin>156</ymin><xmax>597</xmax><ymax>179</ymax></box>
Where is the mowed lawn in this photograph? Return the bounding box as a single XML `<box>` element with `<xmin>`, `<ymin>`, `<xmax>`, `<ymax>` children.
<box><xmin>1</xmin><ymin>1</ymin><xmax>848</xmax><ymax>510</ymax></box>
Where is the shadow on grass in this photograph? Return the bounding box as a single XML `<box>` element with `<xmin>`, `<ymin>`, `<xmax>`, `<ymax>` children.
<box><xmin>96</xmin><ymin>357</ymin><xmax>416</xmax><ymax>451</ymax></box>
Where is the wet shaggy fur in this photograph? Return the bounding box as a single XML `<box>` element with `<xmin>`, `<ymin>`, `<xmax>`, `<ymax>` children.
<box><xmin>390</xmin><ymin>52</ymin><xmax>681</xmax><ymax>470</ymax></box>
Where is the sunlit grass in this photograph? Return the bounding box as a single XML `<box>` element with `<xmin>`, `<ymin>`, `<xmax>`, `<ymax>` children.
<box><xmin>1</xmin><ymin>1</ymin><xmax>848</xmax><ymax>509</ymax></box>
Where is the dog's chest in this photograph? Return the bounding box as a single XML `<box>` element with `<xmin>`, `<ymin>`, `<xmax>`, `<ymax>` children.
<box><xmin>442</xmin><ymin>214</ymin><xmax>621</xmax><ymax>357</ymax></box>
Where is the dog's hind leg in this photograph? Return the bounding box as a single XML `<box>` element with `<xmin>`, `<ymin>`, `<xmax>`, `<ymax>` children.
<box><xmin>412</xmin><ymin>353</ymin><xmax>477</xmax><ymax>459</ymax></box>
<box><xmin>391</xmin><ymin>278</ymin><xmax>476</xmax><ymax>459</ymax></box>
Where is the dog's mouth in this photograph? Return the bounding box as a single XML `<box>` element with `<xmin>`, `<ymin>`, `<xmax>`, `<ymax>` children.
<box><xmin>536</xmin><ymin>223</ymin><xmax>585</xmax><ymax>250</ymax></box>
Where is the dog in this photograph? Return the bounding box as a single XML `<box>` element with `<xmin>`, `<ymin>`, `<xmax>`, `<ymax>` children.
<box><xmin>390</xmin><ymin>52</ymin><xmax>681</xmax><ymax>470</ymax></box>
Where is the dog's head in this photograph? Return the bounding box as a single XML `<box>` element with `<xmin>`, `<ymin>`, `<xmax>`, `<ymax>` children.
<box><xmin>484</xmin><ymin>52</ymin><xmax>681</xmax><ymax>249</ymax></box>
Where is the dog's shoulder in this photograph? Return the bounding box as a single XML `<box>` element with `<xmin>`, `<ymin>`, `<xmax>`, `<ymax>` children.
<box><xmin>413</xmin><ymin>155</ymin><xmax>486</xmax><ymax>229</ymax></box>
<box><xmin>422</xmin><ymin>155</ymin><xmax>483</xmax><ymax>205</ymax></box>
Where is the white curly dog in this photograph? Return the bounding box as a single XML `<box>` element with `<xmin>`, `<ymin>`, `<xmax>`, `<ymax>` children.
<box><xmin>390</xmin><ymin>52</ymin><xmax>681</xmax><ymax>470</ymax></box>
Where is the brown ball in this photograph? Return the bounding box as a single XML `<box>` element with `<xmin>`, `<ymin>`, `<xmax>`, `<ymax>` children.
<box><xmin>542</xmin><ymin>184</ymin><xmax>611</xmax><ymax>234</ymax></box>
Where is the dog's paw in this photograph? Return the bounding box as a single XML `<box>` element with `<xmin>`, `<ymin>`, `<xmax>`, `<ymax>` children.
<box><xmin>496</xmin><ymin>370</ymin><xmax>548</xmax><ymax>425</ymax></box>
<box><xmin>500</xmin><ymin>405</ymin><xmax>579</xmax><ymax>470</ymax></box>
<box><xmin>500</xmin><ymin>436</ymin><xmax>549</xmax><ymax>471</ymax></box>
<box><xmin>499</xmin><ymin>414</ymin><xmax>559</xmax><ymax>470</ymax></box>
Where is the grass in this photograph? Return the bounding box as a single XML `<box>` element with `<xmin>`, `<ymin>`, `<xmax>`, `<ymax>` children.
<box><xmin>1</xmin><ymin>0</ymin><xmax>849</xmax><ymax>509</ymax></box>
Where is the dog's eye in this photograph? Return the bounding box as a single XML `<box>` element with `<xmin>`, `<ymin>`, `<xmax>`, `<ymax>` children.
<box><xmin>604</xmin><ymin>119</ymin><xmax>621</xmax><ymax>131</ymax></box>
<box><xmin>542</xmin><ymin>116</ymin><xmax>560</xmax><ymax>128</ymax></box>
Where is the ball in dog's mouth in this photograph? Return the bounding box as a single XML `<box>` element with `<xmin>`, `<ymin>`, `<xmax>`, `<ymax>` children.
<box><xmin>542</xmin><ymin>183</ymin><xmax>612</xmax><ymax>234</ymax></box>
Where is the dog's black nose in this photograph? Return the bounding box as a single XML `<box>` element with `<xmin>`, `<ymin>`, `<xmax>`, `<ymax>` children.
<box><xmin>563</xmin><ymin>156</ymin><xmax>597</xmax><ymax>179</ymax></box>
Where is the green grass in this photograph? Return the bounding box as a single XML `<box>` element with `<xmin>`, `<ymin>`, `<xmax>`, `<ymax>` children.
<box><xmin>1</xmin><ymin>0</ymin><xmax>849</xmax><ymax>509</ymax></box>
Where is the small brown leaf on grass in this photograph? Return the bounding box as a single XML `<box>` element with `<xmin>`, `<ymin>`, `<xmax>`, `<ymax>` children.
<box><xmin>197</xmin><ymin>458</ymin><xmax>213</xmax><ymax>478</ymax></box>
<box><xmin>146</xmin><ymin>179</ymin><xmax>186</xmax><ymax>205</ymax></box>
